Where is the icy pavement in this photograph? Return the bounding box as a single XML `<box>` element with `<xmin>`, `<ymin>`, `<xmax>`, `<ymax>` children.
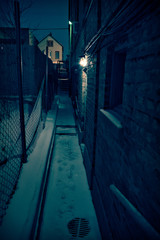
<box><xmin>56</xmin><ymin>95</ymin><xmax>75</xmax><ymax>127</ymax></box>
<box><xmin>39</xmin><ymin>96</ymin><xmax>101</xmax><ymax>239</ymax></box>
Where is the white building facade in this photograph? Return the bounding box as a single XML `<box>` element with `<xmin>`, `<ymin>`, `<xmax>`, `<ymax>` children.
<box><xmin>38</xmin><ymin>33</ymin><xmax>63</xmax><ymax>63</ymax></box>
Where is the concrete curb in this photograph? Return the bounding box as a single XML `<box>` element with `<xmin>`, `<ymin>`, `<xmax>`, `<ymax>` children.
<box><xmin>30</xmin><ymin>99</ymin><xmax>59</xmax><ymax>240</ymax></box>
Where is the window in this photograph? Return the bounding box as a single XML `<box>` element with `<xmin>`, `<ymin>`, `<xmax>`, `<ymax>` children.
<box><xmin>102</xmin><ymin>49</ymin><xmax>126</xmax><ymax>128</ymax></box>
<box><xmin>47</xmin><ymin>40</ymin><xmax>53</xmax><ymax>47</ymax></box>
<box><xmin>49</xmin><ymin>51</ymin><xmax>52</xmax><ymax>58</ymax></box>
<box><xmin>55</xmin><ymin>51</ymin><xmax>59</xmax><ymax>59</ymax></box>
<box><xmin>104</xmin><ymin>49</ymin><xmax>126</xmax><ymax>109</ymax></box>
<box><xmin>104</xmin><ymin>48</ymin><xmax>113</xmax><ymax>108</ymax></box>
<box><xmin>109</xmin><ymin>52</ymin><xmax>126</xmax><ymax>108</ymax></box>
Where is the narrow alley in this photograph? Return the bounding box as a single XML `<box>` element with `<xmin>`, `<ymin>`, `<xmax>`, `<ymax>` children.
<box><xmin>37</xmin><ymin>96</ymin><xmax>101</xmax><ymax>239</ymax></box>
<box><xmin>0</xmin><ymin>93</ymin><xmax>101</xmax><ymax>240</ymax></box>
<box><xmin>0</xmin><ymin>1</ymin><xmax>160</xmax><ymax>239</ymax></box>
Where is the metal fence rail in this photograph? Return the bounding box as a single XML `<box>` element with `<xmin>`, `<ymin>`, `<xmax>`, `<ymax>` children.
<box><xmin>0</xmin><ymin>76</ymin><xmax>46</xmax><ymax>224</ymax></box>
<box><xmin>25</xmin><ymin>77</ymin><xmax>45</xmax><ymax>150</ymax></box>
<box><xmin>0</xmin><ymin>99</ymin><xmax>22</xmax><ymax>222</ymax></box>
<box><xmin>0</xmin><ymin>1</ymin><xmax>57</xmax><ymax>225</ymax></box>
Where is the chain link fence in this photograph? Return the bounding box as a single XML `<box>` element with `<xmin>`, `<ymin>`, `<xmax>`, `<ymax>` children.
<box><xmin>0</xmin><ymin>25</ymin><xmax>56</xmax><ymax>224</ymax></box>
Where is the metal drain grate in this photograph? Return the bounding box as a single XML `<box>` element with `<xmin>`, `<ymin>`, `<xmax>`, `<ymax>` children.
<box><xmin>68</xmin><ymin>218</ymin><xmax>90</xmax><ymax>238</ymax></box>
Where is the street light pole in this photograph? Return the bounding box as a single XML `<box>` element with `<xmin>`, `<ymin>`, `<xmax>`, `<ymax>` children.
<box><xmin>69</xmin><ymin>21</ymin><xmax>72</xmax><ymax>51</ymax></box>
<box><xmin>69</xmin><ymin>21</ymin><xmax>72</xmax><ymax>96</ymax></box>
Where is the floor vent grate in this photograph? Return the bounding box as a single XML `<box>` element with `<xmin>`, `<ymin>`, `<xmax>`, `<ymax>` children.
<box><xmin>68</xmin><ymin>218</ymin><xmax>90</xmax><ymax>238</ymax></box>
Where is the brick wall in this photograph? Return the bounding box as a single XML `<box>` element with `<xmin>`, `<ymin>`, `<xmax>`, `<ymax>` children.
<box><xmin>70</xmin><ymin>0</ymin><xmax>160</xmax><ymax>239</ymax></box>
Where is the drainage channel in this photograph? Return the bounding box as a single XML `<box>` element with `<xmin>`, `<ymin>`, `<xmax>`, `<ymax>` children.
<box><xmin>68</xmin><ymin>218</ymin><xmax>91</xmax><ymax>239</ymax></box>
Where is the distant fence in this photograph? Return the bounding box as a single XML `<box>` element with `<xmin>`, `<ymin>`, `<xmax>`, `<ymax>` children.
<box><xmin>25</xmin><ymin>77</ymin><xmax>44</xmax><ymax>150</ymax></box>
<box><xmin>0</xmin><ymin>28</ymin><xmax>57</xmax><ymax>223</ymax></box>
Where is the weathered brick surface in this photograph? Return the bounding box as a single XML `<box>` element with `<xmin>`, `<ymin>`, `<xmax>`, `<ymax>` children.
<box><xmin>84</xmin><ymin>57</ymin><xmax>98</xmax><ymax>170</ymax></box>
<box><xmin>70</xmin><ymin>0</ymin><xmax>160</xmax><ymax>239</ymax></box>
<box><xmin>98</xmin><ymin>48</ymin><xmax>107</xmax><ymax>109</ymax></box>
<box><xmin>85</xmin><ymin>1</ymin><xmax>98</xmax><ymax>45</ymax></box>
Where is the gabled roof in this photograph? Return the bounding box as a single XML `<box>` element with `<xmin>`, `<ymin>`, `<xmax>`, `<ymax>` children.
<box><xmin>38</xmin><ymin>32</ymin><xmax>63</xmax><ymax>48</ymax></box>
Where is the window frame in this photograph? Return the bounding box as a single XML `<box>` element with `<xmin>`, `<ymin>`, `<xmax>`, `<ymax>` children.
<box><xmin>47</xmin><ymin>40</ymin><xmax>53</xmax><ymax>47</ymax></box>
<box><xmin>109</xmin><ymin>51</ymin><xmax>126</xmax><ymax>108</ymax></box>
<box><xmin>55</xmin><ymin>51</ymin><xmax>60</xmax><ymax>59</ymax></box>
<box><xmin>104</xmin><ymin>47</ymin><xmax>126</xmax><ymax>110</ymax></box>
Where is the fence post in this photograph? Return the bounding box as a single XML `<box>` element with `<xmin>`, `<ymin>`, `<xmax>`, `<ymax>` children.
<box><xmin>45</xmin><ymin>46</ymin><xmax>48</xmax><ymax>114</ymax></box>
<box><xmin>14</xmin><ymin>1</ymin><xmax>27</xmax><ymax>163</ymax></box>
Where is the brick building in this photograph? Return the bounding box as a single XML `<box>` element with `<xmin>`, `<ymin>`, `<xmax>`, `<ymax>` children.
<box><xmin>69</xmin><ymin>0</ymin><xmax>160</xmax><ymax>239</ymax></box>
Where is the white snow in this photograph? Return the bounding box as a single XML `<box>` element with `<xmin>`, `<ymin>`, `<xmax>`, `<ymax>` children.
<box><xmin>0</xmin><ymin>108</ymin><xmax>57</xmax><ymax>240</ymax></box>
<box><xmin>0</xmin><ymin>95</ymin><xmax>101</xmax><ymax>240</ymax></box>
<box><xmin>100</xmin><ymin>109</ymin><xmax>122</xmax><ymax>129</ymax></box>
<box><xmin>39</xmin><ymin>134</ymin><xmax>101</xmax><ymax>240</ymax></box>
<box><xmin>56</xmin><ymin>96</ymin><xmax>75</xmax><ymax>127</ymax></box>
<box><xmin>39</xmin><ymin>96</ymin><xmax>101</xmax><ymax>240</ymax></box>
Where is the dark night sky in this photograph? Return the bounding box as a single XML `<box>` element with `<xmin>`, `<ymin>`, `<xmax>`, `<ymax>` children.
<box><xmin>23</xmin><ymin>0</ymin><xmax>69</xmax><ymax>59</ymax></box>
<box><xmin>0</xmin><ymin>0</ymin><xmax>69</xmax><ymax>59</ymax></box>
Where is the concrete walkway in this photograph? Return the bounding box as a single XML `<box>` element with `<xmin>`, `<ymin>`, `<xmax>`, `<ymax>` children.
<box><xmin>0</xmin><ymin>95</ymin><xmax>101</xmax><ymax>240</ymax></box>
<box><xmin>39</xmin><ymin>96</ymin><xmax>101</xmax><ymax>239</ymax></box>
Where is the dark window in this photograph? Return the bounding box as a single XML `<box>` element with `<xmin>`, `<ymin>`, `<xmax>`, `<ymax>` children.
<box><xmin>104</xmin><ymin>47</ymin><xmax>113</xmax><ymax>108</ymax></box>
<box><xmin>55</xmin><ymin>51</ymin><xmax>59</xmax><ymax>59</ymax></box>
<box><xmin>47</xmin><ymin>40</ymin><xmax>53</xmax><ymax>47</ymax></box>
<box><xmin>110</xmin><ymin>52</ymin><xmax>126</xmax><ymax>108</ymax></box>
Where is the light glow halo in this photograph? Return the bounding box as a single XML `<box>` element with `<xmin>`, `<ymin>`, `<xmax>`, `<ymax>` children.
<box><xmin>79</xmin><ymin>56</ymin><xmax>87</xmax><ymax>67</ymax></box>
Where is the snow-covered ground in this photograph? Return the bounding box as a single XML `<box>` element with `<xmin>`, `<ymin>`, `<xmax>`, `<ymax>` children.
<box><xmin>39</xmin><ymin>133</ymin><xmax>101</xmax><ymax>239</ymax></box>
<box><xmin>0</xmin><ymin>95</ymin><xmax>101</xmax><ymax>240</ymax></box>
<box><xmin>0</xmin><ymin>105</ymin><xmax>57</xmax><ymax>240</ymax></box>
<box><xmin>39</xmin><ymin>96</ymin><xmax>101</xmax><ymax>239</ymax></box>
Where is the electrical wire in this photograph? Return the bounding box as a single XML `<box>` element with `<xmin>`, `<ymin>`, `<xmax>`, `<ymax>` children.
<box><xmin>84</xmin><ymin>0</ymin><xmax>158</xmax><ymax>56</ymax></box>
<box><xmin>30</xmin><ymin>28</ymin><xmax>68</xmax><ymax>31</ymax></box>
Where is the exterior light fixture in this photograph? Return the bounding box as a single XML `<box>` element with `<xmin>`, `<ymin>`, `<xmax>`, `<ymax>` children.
<box><xmin>69</xmin><ymin>21</ymin><xmax>72</xmax><ymax>25</ymax></box>
<box><xmin>79</xmin><ymin>56</ymin><xmax>87</xmax><ymax>67</ymax></box>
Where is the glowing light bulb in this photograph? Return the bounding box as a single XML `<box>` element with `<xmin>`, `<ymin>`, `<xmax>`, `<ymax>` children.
<box><xmin>79</xmin><ymin>57</ymin><xmax>87</xmax><ymax>67</ymax></box>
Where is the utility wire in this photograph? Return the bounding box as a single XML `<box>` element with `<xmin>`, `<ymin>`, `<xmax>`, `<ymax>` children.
<box><xmin>85</xmin><ymin>0</ymin><xmax>158</xmax><ymax>56</ymax></box>
<box><xmin>30</xmin><ymin>27</ymin><xmax>68</xmax><ymax>30</ymax></box>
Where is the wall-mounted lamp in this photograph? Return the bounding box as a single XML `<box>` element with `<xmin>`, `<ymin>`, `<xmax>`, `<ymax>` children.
<box><xmin>69</xmin><ymin>21</ymin><xmax>72</xmax><ymax>25</ymax></box>
<box><xmin>79</xmin><ymin>56</ymin><xmax>88</xmax><ymax>67</ymax></box>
